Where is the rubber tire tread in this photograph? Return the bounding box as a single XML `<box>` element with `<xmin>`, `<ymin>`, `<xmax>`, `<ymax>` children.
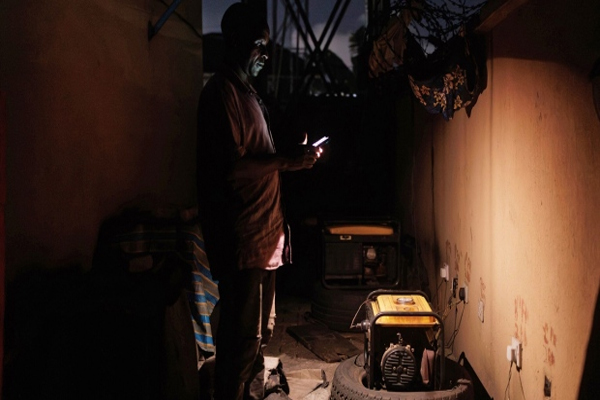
<box><xmin>311</xmin><ymin>282</ymin><xmax>373</xmax><ymax>309</ymax></box>
<box><xmin>310</xmin><ymin>283</ymin><xmax>372</xmax><ymax>332</ymax></box>
<box><xmin>310</xmin><ymin>305</ymin><xmax>360</xmax><ymax>332</ymax></box>
<box><xmin>331</xmin><ymin>357</ymin><xmax>474</xmax><ymax>400</ymax></box>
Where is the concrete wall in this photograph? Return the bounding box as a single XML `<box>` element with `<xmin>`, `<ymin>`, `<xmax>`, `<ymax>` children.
<box><xmin>0</xmin><ymin>0</ymin><xmax>202</xmax><ymax>281</ymax></box>
<box><xmin>406</xmin><ymin>0</ymin><xmax>600</xmax><ymax>398</ymax></box>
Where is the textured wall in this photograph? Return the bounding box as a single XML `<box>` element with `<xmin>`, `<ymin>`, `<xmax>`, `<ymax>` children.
<box><xmin>407</xmin><ymin>0</ymin><xmax>600</xmax><ymax>399</ymax></box>
<box><xmin>0</xmin><ymin>0</ymin><xmax>202</xmax><ymax>280</ymax></box>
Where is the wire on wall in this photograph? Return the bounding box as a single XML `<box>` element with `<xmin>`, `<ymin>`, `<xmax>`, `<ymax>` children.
<box><xmin>504</xmin><ymin>361</ymin><xmax>513</xmax><ymax>400</ymax></box>
<box><xmin>445</xmin><ymin>299</ymin><xmax>466</xmax><ymax>355</ymax></box>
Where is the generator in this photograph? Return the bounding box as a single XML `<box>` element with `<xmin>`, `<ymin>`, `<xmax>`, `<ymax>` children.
<box><xmin>321</xmin><ymin>220</ymin><xmax>401</xmax><ymax>289</ymax></box>
<box><xmin>358</xmin><ymin>290</ymin><xmax>445</xmax><ymax>391</ymax></box>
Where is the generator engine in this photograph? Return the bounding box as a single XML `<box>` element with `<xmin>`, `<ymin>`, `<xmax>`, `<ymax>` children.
<box><xmin>380</xmin><ymin>334</ymin><xmax>417</xmax><ymax>389</ymax></box>
<box><xmin>359</xmin><ymin>291</ymin><xmax>444</xmax><ymax>391</ymax></box>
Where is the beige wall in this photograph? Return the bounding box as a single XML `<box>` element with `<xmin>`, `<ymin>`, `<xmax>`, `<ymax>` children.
<box><xmin>408</xmin><ymin>0</ymin><xmax>600</xmax><ymax>398</ymax></box>
<box><xmin>2</xmin><ymin>0</ymin><xmax>599</xmax><ymax>397</ymax></box>
<box><xmin>0</xmin><ymin>0</ymin><xmax>202</xmax><ymax>281</ymax></box>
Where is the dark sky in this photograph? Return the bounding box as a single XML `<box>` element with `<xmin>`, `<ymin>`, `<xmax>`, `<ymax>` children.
<box><xmin>202</xmin><ymin>0</ymin><xmax>367</xmax><ymax>67</ymax></box>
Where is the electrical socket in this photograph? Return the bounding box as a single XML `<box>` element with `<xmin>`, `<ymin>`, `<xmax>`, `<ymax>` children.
<box><xmin>544</xmin><ymin>376</ymin><xmax>551</xmax><ymax>397</ymax></box>
<box><xmin>477</xmin><ymin>299</ymin><xmax>484</xmax><ymax>322</ymax></box>
<box><xmin>452</xmin><ymin>277</ymin><xmax>458</xmax><ymax>298</ymax></box>
<box><xmin>440</xmin><ymin>263</ymin><xmax>450</xmax><ymax>281</ymax></box>
<box><xmin>506</xmin><ymin>337</ymin><xmax>522</xmax><ymax>369</ymax></box>
<box><xmin>459</xmin><ymin>284</ymin><xmax>469</xmax><ymax>303</ymax></box>
<box><xmin>513</xmin><ymin>337</ymin><xmax>522</xmax><ymax>369</ymax></box>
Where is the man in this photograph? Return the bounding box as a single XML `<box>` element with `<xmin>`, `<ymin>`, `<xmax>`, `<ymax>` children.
<box><xmin>196</xmin><ymin>3</ymin><xmax>322</xmax><ymax>400</ymax></box>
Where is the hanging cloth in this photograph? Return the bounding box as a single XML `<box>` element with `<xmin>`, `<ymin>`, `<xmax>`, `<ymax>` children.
<box><xmin>369</xmin><ymin>12</ymin><xmax>412</xmax><ymax>78</ymax></box>
<box><xmin>405</xmin><ymin>30</ymin><xmax>486</xmax><ymax>120</ymax></box>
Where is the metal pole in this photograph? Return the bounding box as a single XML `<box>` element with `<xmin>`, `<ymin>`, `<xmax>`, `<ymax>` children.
<box><xmin>272</xmin><ymin>0</ymin><xmax>278</xmax><ymax>94</ymax></box>
<box><xmin>275</xmin><ymin>4</ymin><xmax>290</xmax><ymax>98</ymax></box>
<box><xmin>322</xmin><ymin>0</ymin><xmax>351</xmax><ymax>58</ymax></box>
<box><xmin>292</xmin><ymin>0</ymin><xmax>335</xmax><ymax>92</ymax></box>
<box><xmin>148</xmin><ymin>0</ymin><xmax>183</xmax><ymax>41</ymax></box>
<box><xmin>298</xmin><ymin>0</ymin><xmax>349</xmax><ymax>93</ymax></box>
<box><xmin>273</xmin><ymin>0</ymin><xmax>278</xmax><ymax>47</ymax></box>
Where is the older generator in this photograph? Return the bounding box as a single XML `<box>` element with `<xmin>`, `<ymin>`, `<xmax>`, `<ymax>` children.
<box><xmin>321</xmin><ymin>220</ymin><xmax>401</xmax><ymax>289</ymax></box>
<box><xmin>358</xmin><ymin>290</ymin><xmax>445</xmax><ymax>391</ymax></box>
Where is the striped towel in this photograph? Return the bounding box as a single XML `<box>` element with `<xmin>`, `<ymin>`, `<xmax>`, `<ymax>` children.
<box><xmin>107</xmin><ymin>212</ymin><xmax>219</xmax><ymax>354</ymax></box>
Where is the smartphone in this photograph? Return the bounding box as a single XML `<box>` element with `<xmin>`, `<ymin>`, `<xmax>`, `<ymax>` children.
<box><xmin>312</xmin><ymin>136</ymin><xmax>330</xmax><ymax>147</ymax></box>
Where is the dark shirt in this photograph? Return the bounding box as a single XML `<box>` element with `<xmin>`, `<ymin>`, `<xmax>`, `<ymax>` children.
<box><xmin>197</xmin><ymin>67</ymin><xmax>285</xmax><ymax>279</ymax></box>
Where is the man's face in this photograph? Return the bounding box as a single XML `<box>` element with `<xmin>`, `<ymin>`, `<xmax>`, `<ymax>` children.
<box><xmin>239</xmin><ymin>29</ymin><xmax>269</xmax><ymax>78</ymax></box>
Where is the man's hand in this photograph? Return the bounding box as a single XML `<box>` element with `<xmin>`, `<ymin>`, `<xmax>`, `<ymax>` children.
<box><xmin>282</xmin><ymin>133</ymin><xmax>322</xmax><ymax>171</ymax></box>
<box><xmin>285</xmin><ymin>145</ymin><xmax>320</xmax><ymax>171</ymax></box>
<box><xmin>230</xmin><ymin>132</ymin><xmax>323</xmax><ymax>181</ymax></box>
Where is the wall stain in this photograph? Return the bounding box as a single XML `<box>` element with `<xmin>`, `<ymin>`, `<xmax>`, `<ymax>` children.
<box><xmin>543</xmin><ymin>322</ymin><xmax>557</xmax><ymax>367</ymax></box>
<box><xmin>465</xmin><ymin>253</ymin><xmax>472</xmax><ymax>284</ymax></box>
<box><xmin>454</xmin><ymin>244</ymin><xmax>461</xmax><ymax>275</ymax></box>
<box><xmin>514</xmin><ymin>296</ymin><xmax>529</xmax><ymax>346</ymax></box>
<box><xmin>480</xmin><ymin>277</ymin><xmax>486</xmax><ymax>302</ymax></box>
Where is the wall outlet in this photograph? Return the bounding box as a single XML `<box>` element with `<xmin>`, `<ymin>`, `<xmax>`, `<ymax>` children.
<box><xmin>513</xmin><ymin>337</ymin><xmax>522</xmax><ymax>369</ymax></box>
<box><xmin>506</xmin><ymin>337</ymin><xmax>522</xmax><ymax>369</ymax></box>
<box><xmin>544</xmin><ymin>376</ymin><xmax>551</xmax><ymax>397</ymax></box>
<box><xmin>440</xmin><ymin>263</ymin><xmax>450</xmax><ymax>281</ymax></box>
<box><xmin>459</xmin><ymin>284</ymin><xmax>469</xmax><ymax>303</ymax></box>
<box><xmin>477</xmin><ymin>299</ymin><xmax>484</xmax><ymax>322</ymax></box>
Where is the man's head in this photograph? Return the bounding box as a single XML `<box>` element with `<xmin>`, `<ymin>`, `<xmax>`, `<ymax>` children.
<box><xmin>221</xmin><ymin>2</ymin><xmax>270</xmax><ymax>79</ymax></box>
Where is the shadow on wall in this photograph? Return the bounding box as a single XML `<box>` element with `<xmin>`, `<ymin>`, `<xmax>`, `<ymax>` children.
<box><xmin>4</xmin><ymin>264</ymin><xmax>165</xmax><ymax>399</ymax></box>
<box><xmin>3</xmin><ymin>208</ymin><xmax>203</xmax><ymax>400</ymax></box>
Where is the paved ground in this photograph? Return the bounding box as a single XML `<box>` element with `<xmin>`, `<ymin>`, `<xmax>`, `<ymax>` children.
<box><xmin>198</xmin><ymin>293</ymin><xmax>364</xmax><ymax>400</ymax></box>
<box><xmin>264</xmin><ymin>294</ymin><xmax>363</xmax><ymax>397</ymax></box>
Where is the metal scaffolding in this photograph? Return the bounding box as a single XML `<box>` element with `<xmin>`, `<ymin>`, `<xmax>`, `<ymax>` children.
<box><xmin>263</xmin><ymin>0</ymin><xmax>360</xmax><ymax>98</ymax></box>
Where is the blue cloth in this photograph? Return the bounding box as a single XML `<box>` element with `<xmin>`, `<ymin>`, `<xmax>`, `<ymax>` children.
<box><xmin>107</xmin><ymin>213</ymin><xmax>219</xmax><ymax>353</ymax></box>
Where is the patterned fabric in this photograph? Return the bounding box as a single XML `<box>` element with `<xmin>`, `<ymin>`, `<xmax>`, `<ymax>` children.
<box><xmin>367</xmin><ymin>11</ymin><xmax>485</xmax><ymax>121</ymax></box>
<box><xmin>105</xmin><ymin>212</ymin><xmax>219</xmax><ymax>353</ymax></box>
<box><xmin>408</xmin><ymin>63</ymin><xmax>473</xmax><ymax>121</ymax></box>
<box><xmin>405</xmin><ymin>29</ymin><xmax>485</xmax><ymax>121</ymax></box>
<box><xmin>369</xmin><ymin>13</ymin><xmax>411</xmax><ymax>78</ymax></box>
<box><xmin>179</xmin><ymin>224</ymin><xmax>219</xmax><ymax>353</ymax></box>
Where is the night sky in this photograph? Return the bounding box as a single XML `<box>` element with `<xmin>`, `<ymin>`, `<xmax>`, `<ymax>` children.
<box><xmin>202</xmin><ymin>0</ymin><xmax>367</xmax><ymax>67</ymax></box>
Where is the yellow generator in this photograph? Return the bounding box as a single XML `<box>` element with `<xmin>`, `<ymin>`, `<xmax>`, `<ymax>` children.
<box><xmin>359</xmin><ymin>290</ymin><xmax>445</xmax><ymax>391</ymax></box>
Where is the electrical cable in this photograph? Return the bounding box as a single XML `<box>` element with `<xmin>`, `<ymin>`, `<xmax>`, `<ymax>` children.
<box><xmin>349</xmin><ymin>299</ymin><xmax>369</xmax><ymax>329</ymax></box>
<box><xmin>435</xmin><ymin>279</ymin><xmax>448</xmax><ymax>314</ymax></box>
<box><xmin>440</xmin><ymin>288</ymin><xmax>460</xmax><ymax>321</ymax></box>
<box><xmin>431</xmin><ymin>278</ymin><xmax>445</xmax><ymax>310</ymax></box>
<box><xmin>517</xmin><ymin>364</ymin><xmax>528</xmax><ymax>400</ymax></box>
<box><xmin>445</xmin><ymin>299</ymin><xmax>466</xmax><ymax>356</ymax></box>
<box><xmin>440</xmin><ymin>277</ymin><xmax>448</xmax><ymax>313</ymax></box>
<box><xmin>504</xmin><ymin>361</ymin><xmax>514</xmax><ymax>400</ymax></box>
<box><xmin>389</xmin><ymin>0</ymin><xmax>487</xmax><ymax>55</ymax></box>
<box><xmin>353</xmin><ymin>353</ymin><xmax>365</xmax><ymax>368</ymax></box>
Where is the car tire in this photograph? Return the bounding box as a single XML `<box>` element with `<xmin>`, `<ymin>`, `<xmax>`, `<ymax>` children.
<box><xmin>331</xmin><ymin>355</ymin><xmax>474</xmax><ymax>400</ymax></box>
<box><xmin>310</xmin><ymin>282</ymin><xmax>372</xmax><ymax>332</ymax></box>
